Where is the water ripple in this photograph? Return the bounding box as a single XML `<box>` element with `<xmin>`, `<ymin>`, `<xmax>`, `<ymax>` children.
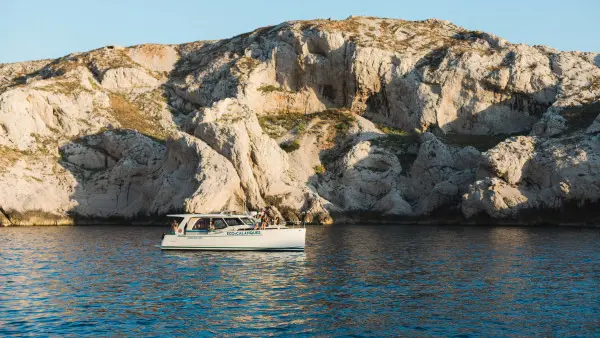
<box><xmin>1</xmin><ymin>225</ymin><xmax>600</xmax><ymax>336</ymax></box>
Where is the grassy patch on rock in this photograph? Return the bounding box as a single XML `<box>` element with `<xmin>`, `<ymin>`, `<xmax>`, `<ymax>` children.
<box><xmin>0</xmin><ymin>145</ymin><xmax>28</xmax><ymax>162</ymax></box>
<box><xmin>86</xmin><ymin>47</ymin><xmax>141</xmax><ymax>71</ymax></box>
<box><xmin>257</xmin><ymin>84</ymin><xmax>296</xmax><ymax>95</ymax></box>
<box><xmin>0</xmin><ymin>146</ymin><xmax>28</xmax><ymax>172</ymax></box>
<box><xmin>109</xmin><ymin>93</ymin><xmax>169</xmax><ymax>141</ymax></box>
<box><xmin>258</xmin><ymin>112</ymin><xmax>307</xmax><ymax>139</ymax></box>
<box><xmin>36</xmin><ymin>79</ymin><xmax>91</xmax><ymax>95</ymax></box>
<box><xmin>258</xmin><ymin>109</ymin><xmax>357</xmax><ymax>152</ymax></box>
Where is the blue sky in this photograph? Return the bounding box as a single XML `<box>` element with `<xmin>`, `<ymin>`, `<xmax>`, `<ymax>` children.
<box><xmin>0</xmin><ymin>0</ymin><xmax>598</xmax><ymax>63</ymax></box>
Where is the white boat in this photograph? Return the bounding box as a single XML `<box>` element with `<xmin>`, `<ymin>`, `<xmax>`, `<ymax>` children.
<box><xmin>160</xmin><ymin>212</ymin><xmax>306</xmax><ymax>251</ymax></box>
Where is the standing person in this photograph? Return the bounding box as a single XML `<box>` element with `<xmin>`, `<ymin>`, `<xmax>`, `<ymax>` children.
<box><xmin>171</xmin><ymin>219</ymin><xmax>178</xmax><ymax>234</ymax></box>
<box><xmin>253</xmin><ymin>217</ymin><xmax>260</xmax><ymax>230</ymax></box>
<box><xmin>262</xmin><ymin>210</ymin><xmax>269</xmax><ymax>229</ymax></box>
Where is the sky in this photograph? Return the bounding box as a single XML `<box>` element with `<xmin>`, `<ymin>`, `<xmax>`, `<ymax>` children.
<box><xmin>0</xmin><ymin>0</ymin><xmax>598</xmax><ymax>63</ymax></box>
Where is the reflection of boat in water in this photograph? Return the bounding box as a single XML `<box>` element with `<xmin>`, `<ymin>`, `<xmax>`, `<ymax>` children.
<box><xmin>160</xmin><ymin>213</ymin><xmax>306</xmax><ymax>251</ymax></box>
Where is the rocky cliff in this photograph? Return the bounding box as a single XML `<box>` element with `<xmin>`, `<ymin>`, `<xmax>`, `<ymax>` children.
<box><xmin>1</xmin><ymin>16</ymin><xmax>600</xmax><ymax>225</ymax></box>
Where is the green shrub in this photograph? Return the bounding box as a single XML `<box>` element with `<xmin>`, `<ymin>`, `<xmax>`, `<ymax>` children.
<box><xmin>258</xmin><ymin>112</ymin><xmax>306</xmax><ymax>138</ymax></box>
<box><xmin>296</xmin><ymin>120</ymin><xmax>308</xmax><ymax>134</ymax></box>
<box><xmin>257</xmin><ymin>84</ymin><xmax>282</xmax><ymax>93</ymax></box>
<box><xmin>280</xmin><ymin>140</ymin><xmax>300</xmax><ymax>152</ymax></box>
<box><xmin>314</xmin><ymin>164</ymin><xmax>325</xmax><ymax>175</ymax></box>
<box><xmin>257</xmin><ymin>83</ymin><xmax>297</xmax><ymax>94</ymax></box>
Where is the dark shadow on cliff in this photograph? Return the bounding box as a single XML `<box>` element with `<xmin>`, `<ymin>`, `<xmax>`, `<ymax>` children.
<box><xmin>465</xmin><ymin>135</ymin><xmax>600</xmax><ymax>226</ymax></box>
<box><xmin>56</xmin><ymin>128</ymin><xmax>194</xmax><ymax>225</ymax></box>
<box><xmin>560</xmin><ymin>101</ymin><xmax>600</xmax><ymax>133</ymax></box>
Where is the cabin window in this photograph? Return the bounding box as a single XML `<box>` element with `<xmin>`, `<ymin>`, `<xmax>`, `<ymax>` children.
<box><xmin>190</xmin><ymin>218</ymin><xmax>209</xmax><ymax>230</ymax></box>
<box><xmin>241</xmin><ymin>218</ymin><xmax>256</xmax><ymax>225</ymax></box>
<box><xmin>212</xmin><ymin>218</ymin><xmax>228</xmax><ymax>230</ymax></box>
<box><xmin>225</xmin><ymin>218</ymin><xmax>245</xmax><ymax>226</ymax></box>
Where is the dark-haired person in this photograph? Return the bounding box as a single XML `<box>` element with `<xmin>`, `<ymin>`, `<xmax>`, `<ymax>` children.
<box><xmin>171</xmin><ymin>219</ymin><xmax>178</xmax><ymax>234</ymax></box>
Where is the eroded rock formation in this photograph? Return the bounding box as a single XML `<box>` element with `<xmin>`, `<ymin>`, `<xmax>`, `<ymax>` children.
<box><xmin>1</xmin><ymin>16</ymin><xmax>599</xmax><ymax>225</ymax></box>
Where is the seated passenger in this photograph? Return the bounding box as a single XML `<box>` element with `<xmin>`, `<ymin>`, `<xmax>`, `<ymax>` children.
<box><xmin>192</xmin><ymin>219</ymin><xmax>208</xmax><ymax>231</ymax></box>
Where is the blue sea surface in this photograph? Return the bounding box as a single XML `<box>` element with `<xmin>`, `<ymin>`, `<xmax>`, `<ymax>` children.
<box><xmin>1</xmin><ymin>225</ymin><xmax>599</xmax><ymax>336</ymax></box>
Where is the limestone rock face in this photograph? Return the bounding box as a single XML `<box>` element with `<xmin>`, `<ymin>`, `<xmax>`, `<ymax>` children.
<box><xmin>67</xmin><ymin>131</ymin><xmax>243</xmax><ymax>218</ymax></box>
<box><xmin>191</xmin><ymin>100</ymin><xmax>297</xmax><ymax>209</ymax></box>
<box><xmin>477</xmin><ymin>136</ymin><xmax>536</xmax><ymax>185</ymax></box>
<box><xmin>462</xmin><ymin>135</ymin><xmax>600</xmax><ymax>218</ymax></box>
<box><xmin>317</xmin><ymin>140</ymin><xmax>411</xmax><ymax>215</ymax></box>
<box><xmin>1</xmin><ymin>16</ymin><xmax>600</xmax><ymax>225</ymax></box>
<box><xmin>408</xmin><ymin>133</ymin><xmax>481</xmax><ymax>215</ymax></box>
<box><xmin>100</xmin><ymin>67</ymin><xmax>161</xmax><ymax>91</ymax></box>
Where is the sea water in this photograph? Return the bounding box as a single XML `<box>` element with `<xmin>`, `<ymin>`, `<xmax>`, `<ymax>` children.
<box><xmin>1</xmin><ymin>225</ymin><xmax>599</xmax><ymax>336</ymax></box>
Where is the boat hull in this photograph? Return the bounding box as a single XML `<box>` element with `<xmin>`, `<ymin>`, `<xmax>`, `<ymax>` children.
<box><xmin>160</xmin><ymin>228</ymin><xmax>306</xmax><ymax>251</ymax></box>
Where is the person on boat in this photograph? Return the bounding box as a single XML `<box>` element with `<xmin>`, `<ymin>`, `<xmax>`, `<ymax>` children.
<box><xmin>254</xmin><ymin>215</ymin><xmax>262</xmax><ymax>230</ymax></box>
<box><xmin>208</xmin><ymin>219</ymin><xmax>215</xmax><ymax>232</ymax></box>
<box><xmin>171</xmin><ymin>219</ymin><xmax>178</xmax><ymax>233</ymax></box>
<box><xmin>262</xmin><ymin>215</ymin><xmax>270</xmax><ymax>230</ymax></box>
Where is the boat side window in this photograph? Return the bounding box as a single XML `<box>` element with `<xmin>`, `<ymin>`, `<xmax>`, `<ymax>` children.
<box><xmin>191</xmin><ymin>218</ymin><xmax>209</xmax><ymax>230</ymax></box>
<box><xmin>212</xmin><ymin>218</ymin><xmax>228</xmax><ymax>230</ymax></box>
<box><xmin>225</xmin><ymin>218</ymin><xmax>245</xmax><ymax>226</ymax></box>
<box><xmin>241</xmin><ymin>218</ymin><xmax>256</xmax><ymax>225</ymax></box>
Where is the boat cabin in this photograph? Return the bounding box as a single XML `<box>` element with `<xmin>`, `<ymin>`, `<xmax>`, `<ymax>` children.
<box><xmin>168</xmin><ymin>213</ymin><xmax>259</xmax><ymax>234</ymax></box>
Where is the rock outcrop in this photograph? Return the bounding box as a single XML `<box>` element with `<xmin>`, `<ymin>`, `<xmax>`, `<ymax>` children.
<box><xmin>1</xmin><ymin>16</ymin><xmax>599</xmax><ymax>225</ymax></box>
